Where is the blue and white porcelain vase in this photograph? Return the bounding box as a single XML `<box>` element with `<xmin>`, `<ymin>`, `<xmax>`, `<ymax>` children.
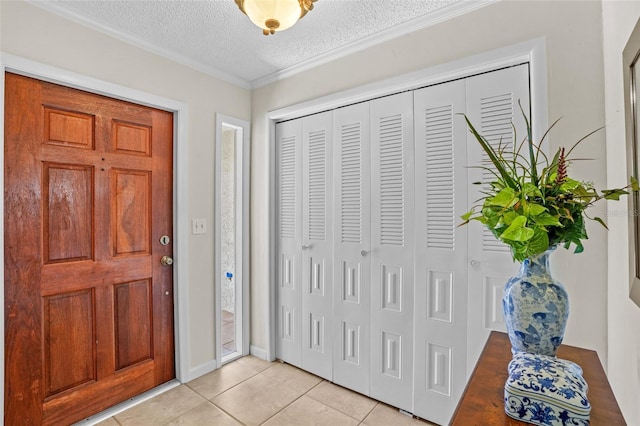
<box><xmin>503</xmin><ymin>248</ymin><xmax>569</xmax><ymax>356</ymax></box>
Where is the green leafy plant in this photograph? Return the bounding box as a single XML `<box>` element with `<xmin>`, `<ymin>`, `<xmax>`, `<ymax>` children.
<box><xmin>460</xmin><ymin>106</ymin><xmax>639</xmax><ymax>262</ymax></box>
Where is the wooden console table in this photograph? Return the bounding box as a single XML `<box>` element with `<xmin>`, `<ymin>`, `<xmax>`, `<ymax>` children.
<box><xmin>450</xmin><ymin>331</ymin><xmax>626</xmax><ymax>425</ymax></box>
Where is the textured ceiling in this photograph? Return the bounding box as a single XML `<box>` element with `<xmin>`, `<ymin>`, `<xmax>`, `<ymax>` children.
<box><xmin>38</xmin><ymin>0</ymin><xmax>473</xmax><ymax>88</ymax></box>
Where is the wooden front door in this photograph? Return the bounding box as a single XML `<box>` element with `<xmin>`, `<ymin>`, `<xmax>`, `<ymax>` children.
<box><xmin>4</xmin><ymin>73</ymin><xmax>175</xmax><ymax>424</ymax></box>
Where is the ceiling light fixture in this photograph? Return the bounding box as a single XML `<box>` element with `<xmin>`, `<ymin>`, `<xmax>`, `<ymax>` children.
<box><xmin>234</xmin><ymin>0</ymin><xmax>318</xmax><ymax>36</ymax></box>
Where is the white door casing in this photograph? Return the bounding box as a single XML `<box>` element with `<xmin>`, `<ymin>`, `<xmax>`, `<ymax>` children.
<box><xmin>215</xmin><ymin>114</ymin><xmax>251</xmax><ymax>366</ymax></box>
<box><xmin>268</xmin><ymin>39</ymin><xmax>547</xmax><ymax>369</ymax></box>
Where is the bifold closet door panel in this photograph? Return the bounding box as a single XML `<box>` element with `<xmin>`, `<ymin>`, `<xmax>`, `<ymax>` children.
<box><xmin>413</xmin><ymin>79</ymin><xmax>470</xmax><ymax>426</ymax></box>
<box><xmin>276</xmin><ymin>118</ymin><xmax>303</xmax><ymax>367</ymax></box>
<box><xmin>301</xmin><ymin>111</ymin><xmax>334</xmax><ymax>380</ymax></box>
<box><xmin>332</xmin><ymin>102</ymin><xmax>372</xmax><ymax>395</ymax></box>
<box><xmin>369</xmin><ymin>91</ymin><xmax>415</xmax><ymax>412</ymax></box>
<box><xmin>465</xmin><ymin>64</ymin><xmax>530</xmax><ymax>372</ymax></box>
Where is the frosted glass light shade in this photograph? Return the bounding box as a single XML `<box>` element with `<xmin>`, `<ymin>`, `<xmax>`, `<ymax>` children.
<box><xmin>235</xmin><ymin>0</ymin><xmax>317</xmax><ymax>35</ymax></box>
<box><xmin>243</xmin><ymin>0</ymin><xmax>302</xmax><ymax>33</ymax></box>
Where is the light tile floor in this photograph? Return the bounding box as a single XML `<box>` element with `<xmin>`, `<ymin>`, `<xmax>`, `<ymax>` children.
<box><xmin>98</xmin><ymin>356</ymin><xmax>436</xmax><ymax>426</ymax></box>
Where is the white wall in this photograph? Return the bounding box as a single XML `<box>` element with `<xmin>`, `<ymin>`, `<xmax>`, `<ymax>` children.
<box><xmin>603</xmin><ymin>1</ymin><xmax>640</xmax><ymax>425</ymax></box>
<box><xmin>251</xmin><ymin>0</ymin><xmax>609</xmax><ymax>367</ymax></box>
<box><xmin>1</xmin><ymin>1</ymin><xmax>251</xmax><ymax>374</ymax></box>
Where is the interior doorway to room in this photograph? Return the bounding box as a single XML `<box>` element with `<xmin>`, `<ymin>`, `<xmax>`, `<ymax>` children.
<box><xmin>215</xmin><ymin>114</ymin><xmax>250</xmax><ymax>364</ymax></box>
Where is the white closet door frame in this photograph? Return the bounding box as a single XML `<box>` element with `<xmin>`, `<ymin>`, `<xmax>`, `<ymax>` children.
<box><xmin>266</xmin><ymin>39</ymin><xmax>548</xmax><ymax>362</ymax></box>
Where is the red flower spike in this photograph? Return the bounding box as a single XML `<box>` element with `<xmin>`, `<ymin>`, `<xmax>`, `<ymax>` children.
<box><xmin>556</xmin><ymin>148</ymin><xmax>567</xmax><ymax>185</ymax></box>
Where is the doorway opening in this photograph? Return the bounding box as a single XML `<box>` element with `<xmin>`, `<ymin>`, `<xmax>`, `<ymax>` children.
<box><xmin>215</xmin><ymin>114</ymin><xmax>250</xmax><ymax>365</ymax></box>
<box><xmin>0</xmin><ymin>60</ymin><xmax>189</xmax><ymax>419</ymax></box>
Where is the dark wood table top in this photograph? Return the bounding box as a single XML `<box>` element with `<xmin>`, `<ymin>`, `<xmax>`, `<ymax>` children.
<box><xmin>450</xmin><ymin>331</ymin><xmax>626</xmax><ymax>425</ymax></box>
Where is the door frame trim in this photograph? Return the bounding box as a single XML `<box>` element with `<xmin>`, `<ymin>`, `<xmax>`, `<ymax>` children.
<box><xmin>0</xmin><ymin>52</ymin><xmax>191</xmax><ymax>418</ymax></box>
<box><xmin>214</xmin><ymin>113</ymin><xmax>251</xmax><ymax>365</ymax></box>
<box><xmin>264</xmin><ymin>37</ymin><xmax>549</xmax><ymax>361</ymax></box>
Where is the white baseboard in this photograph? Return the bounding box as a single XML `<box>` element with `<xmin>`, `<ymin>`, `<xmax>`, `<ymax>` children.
<box><xmin>250</xmin><ymin>345</ymin><xmax>268</xmax><ymax>361</ymax></box>
<box><xmin>184</xmin><ymin>359</ymin><xmax>218</xmax><ymax>382</ymax></box>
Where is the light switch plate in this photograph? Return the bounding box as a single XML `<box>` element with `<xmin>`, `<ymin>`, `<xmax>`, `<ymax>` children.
<box><xmin>192</xmin><ymin>218</ymin><xmax>207</xmax><ymax>234</ymax></box>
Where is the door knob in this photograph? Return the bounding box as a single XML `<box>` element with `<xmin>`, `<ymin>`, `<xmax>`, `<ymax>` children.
<box><xmin>361</xmin><ymin>250</ymin><xmax>368</xmax><ymax>257</ymax></box>
<box><xmin>161</xmin><ymin>255</ymin><xmax>174</xmax><ymax>266</ymax></box>
<box><xmin>302</xmin><ymin>245</ymin><xmax>309</xmax><ymax>251</ymax></box>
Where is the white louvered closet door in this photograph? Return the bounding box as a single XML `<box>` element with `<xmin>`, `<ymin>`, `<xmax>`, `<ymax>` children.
<box><xmin>369</xmin><ymin>92</ymin><xmax>415</xmax><ymax>412</ymax></box>
<box><xmin>301</xmin><ymin>111</ymin><xmax>334</xmax><ymax>380</ymax></box>
<box><xmin>465</xmin><ymin>64</ymin><xmax>531</xmax><ymax>372</ymax></box>
<box><xmin>413</xmin><ymin>80</ymin><xmax>469</xmax><ymax>426</ymax></box>
<box><xmin>276</xmin><ymin>118</ymin><xmax>303</xmax><ymax>367</ymax></box>
<box><xmin>332</xmin><ymin>103</ymin><xmax>371</xmax><ymax>395</ymax></box>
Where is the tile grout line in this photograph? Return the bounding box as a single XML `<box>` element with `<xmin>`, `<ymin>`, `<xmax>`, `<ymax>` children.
<box><xmin>156</xmin><ymin>387</ymin><xmax>210</xmax><ymax>425</ymax></box>
<box><xmin>303</xmin><ymin>380</ymin><xmax>381</xmax><ymax>423</ymax></box>
<box><xmin>185</xmin><ymin>359</ymin><xmax>277</xmax><ymax>402</ymax></box>
<box><xmin>257</xmin><ymin>378</ymin><xmax>325</xmax><ymax>425</ymax></box>
<box><xmin>189</xmin><ymin>359</ymin><xmax>280</xmax><ymax>426</ymax></box>
<box><xmin>207</xmin><ymin>399</ymin><xmax>248</xmax><ymax>426</ymax></box>
<box><xmin>360</xmin><ymin>401</ymin><xmax>380</xmax><ymax>424</ymax></box>
<box><xmin>302</xmin><ymin>379</ymin><xmax>373</xmax><ymax>424</ymax></box>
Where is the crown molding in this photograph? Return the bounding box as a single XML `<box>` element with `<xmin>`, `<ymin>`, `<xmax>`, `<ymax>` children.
<box><xmin>26</xmin><ymin>0</ymin><xmax>497</xmax><ymax>92</ymax></box>
<box><xmin>26</xmin><ymin>0</ymin><xmax>252</xmax><ymax>90</ymax></box>
<box><xmin>250</xmin><ymin>0</ymin><xmax>499</xmax><ymax>89</ymax></box>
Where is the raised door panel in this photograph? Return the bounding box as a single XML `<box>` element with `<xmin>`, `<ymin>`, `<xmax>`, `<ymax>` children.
<box><xmin>113</xmin><ymin>121</ymin><xmax>152</xmax><ymax>156</ymax></box>
<box><xmin>332</xmin><ymin>102</ymin><xmax>371</xmax><ymax>395</ymax></box>
<box><xmin>413</xmin><ymin>79</ymin><xmax>469</xmax><ymax>425</ymax></box>
<box><xmin>43</xmin><ymin>289</ymin><xmax>96</xmax><ymax>397</ymax></box>
<box><xmin>114</xmin><ymin>280</ymin><xmax>153</xmax><ymax>370</ymax></box>
<box><xmin>276</xmin><ymin>119</ymin><xmax>303</xmax><ymax>367</ymax></box>
<box><xmin>369</xmin><ymin>92</ymin><xmax>415</xmax><ymax>412</ymax></box>
<box><xmin>301</xmin><ymin>111</ymin><xmax>333</xmax><ymax>380</ymax></box>
<box><xmin>43</xmin><ymin>163</ymin><xmax>94</xmax><ymax>263</ymax></box>
<box><xmin>43</xmin><ymin>106</ymin><xmax>95</xmax><ymax>149</ymax></box>
<box><xmin>112</xmin><ymin>169</ymin><xmax>151</xmax><ymax>256</ymax></box>
<box><xmin>465</xmin><ymin>64</ymin><xmax>531</xmax><ymax>372</ymax></box>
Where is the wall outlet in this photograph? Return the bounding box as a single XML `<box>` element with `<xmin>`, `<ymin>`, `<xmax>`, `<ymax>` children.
<box><xmin>192</xmin><ymin>218</ymin><xmax>207</xmax><ymax>235</ymax></box>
